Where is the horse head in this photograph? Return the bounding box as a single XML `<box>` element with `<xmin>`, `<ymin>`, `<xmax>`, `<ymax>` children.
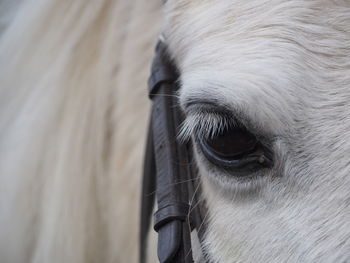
<box><xmin>162</xmin><ymin>1</ymin><xmax>350</xmax><ymax>262</ymax></box>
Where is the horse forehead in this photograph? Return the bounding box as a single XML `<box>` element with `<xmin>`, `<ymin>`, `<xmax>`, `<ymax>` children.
<box><xmin>165</xmin><ymin>0</ymin><xmax>348</xmax><ymax>63</ymax></box>
<box><xmin>165</xmin><ymin>2</ymin><xmax>310</xmax><ymax>134</ymax></box>
<box><xmin>167</xmin><ymin>1</ymin><xmax>348</xmax><ymax>55</ymax></box>
<box><xmin>165</xmin><ymin>0</ymin><xmax>350</xmax><ymax>133</ymax></box>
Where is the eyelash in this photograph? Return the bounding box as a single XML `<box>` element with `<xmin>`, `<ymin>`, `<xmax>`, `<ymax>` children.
<box><xmin>178</xmin><ymin>112</ymin><xmax>237</xmax><ymax>142</ymax></box>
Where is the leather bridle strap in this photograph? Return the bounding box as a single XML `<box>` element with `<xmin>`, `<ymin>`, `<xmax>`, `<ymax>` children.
<box><xmin>140</xmin><ymin>41</ymin><xmax>197</xmax><ymax>263</ymax></box>
<box><xmin>140</xmin><ymin>121</ymin><xmax>157</xmax><ymax>261</ymax></box>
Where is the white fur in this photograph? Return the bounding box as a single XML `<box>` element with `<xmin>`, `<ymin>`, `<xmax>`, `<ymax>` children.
<box><xmin>164</xmin><ymin>0</ymin><xmax>350</xmax><ymax>262</ymax></box>
<box><xmin>0</xmin><ymin>0</ymin><xmax>160</xmax><ymax>262</ymax></box>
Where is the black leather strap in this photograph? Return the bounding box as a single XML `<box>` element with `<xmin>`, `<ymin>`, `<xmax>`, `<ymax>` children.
<box><xmin>140</xmin><ymin>40</ymin><xmax>206</xmax><ymax>263</ymax></box>
<box><xmin>151</xmin><ymin>79</ymin><xmax>193</xmax><ymax>262</ymax></box>
<box><xmin>148</xmin><ymin>41</ymin><xmax>178</xmax><ymax>99</ymax></box>
<box><xmin>140</xmin><ymin>121</ymin><xmax>157</xmax><ymax>262</ymax></box>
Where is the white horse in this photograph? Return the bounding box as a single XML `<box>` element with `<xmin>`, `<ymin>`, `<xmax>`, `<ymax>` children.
<box><xmin>0</xmin><ymin>0</ymin><xmax>349</xmax><ymax>263</ymax></box>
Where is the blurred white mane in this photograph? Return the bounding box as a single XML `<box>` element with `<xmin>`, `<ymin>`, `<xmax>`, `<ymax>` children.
<box><xmin>0</xmin><ymin>0</ymin><xmax>160</xmax><ymax>262</ymax></box>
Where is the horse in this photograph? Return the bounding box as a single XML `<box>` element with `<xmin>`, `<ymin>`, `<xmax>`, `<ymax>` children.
<box><xmin>0</xmin><ymin>0</ymin><xmax>349</xmax><ymax>262</ymax></box>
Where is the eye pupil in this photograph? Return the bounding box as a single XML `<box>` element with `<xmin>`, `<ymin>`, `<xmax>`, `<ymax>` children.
<box><xmin>198</xmin><ymin>124</ymin><xmax>273</xmax><ymax>170</ymax></box>
<box><xmin>206</xmin><ymin>127</ymin><xmax>257</xmax><ymax>159</ymax></box>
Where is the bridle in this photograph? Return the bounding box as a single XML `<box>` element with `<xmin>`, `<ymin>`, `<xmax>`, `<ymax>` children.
<box><xmin>140</xmin><ymin>40</ymin><xmax>206</xmax><ymax>263</ymax></box>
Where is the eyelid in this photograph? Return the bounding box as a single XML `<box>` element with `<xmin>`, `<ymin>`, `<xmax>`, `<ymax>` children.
<box><xmin>178</xmin><ymin>100</ymin><xmax>234</xmax><ymax>139</ymax></box>
<box><xmin>178</xmin><ymin>110</ymin><xmax>235</xmax><ymax>142</ymax></box>
<box><xmin>182</xmin><ymin>99</ymin><xmax>231</xmax><ymax>115</ymax></box>
<box><xmin>180</xmin><ymin>100</ymin><xmax>276</xmax><ymax>146</ymax></box>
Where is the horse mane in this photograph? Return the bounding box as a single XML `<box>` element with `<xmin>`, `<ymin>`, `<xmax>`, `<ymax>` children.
<box><xmin>0</xmin><ymin>0</ymin><xmax>160</xmax><ymax>262</ymax></box>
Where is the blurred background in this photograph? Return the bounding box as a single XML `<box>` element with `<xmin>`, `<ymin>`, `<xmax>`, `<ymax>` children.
<box><xmin>0</xmin><ymin>0</ymin><xmax>161</xmax><ymax>262</ymax></box>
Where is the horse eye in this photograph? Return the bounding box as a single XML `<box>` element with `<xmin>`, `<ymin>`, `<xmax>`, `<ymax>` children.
<box><xmin>198</xmin><ymin>126</ymin><xmax>273</xmax><ymax>170</ymax></box>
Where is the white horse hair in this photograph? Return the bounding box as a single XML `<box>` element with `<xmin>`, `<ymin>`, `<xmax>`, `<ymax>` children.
<box><xmin>0</xmin><ymin>0</ymin><xmax>349</xmax><ymax>262</ymax></box>
<box><xmin>0</xmin><ymin>0</ymin><xmax>160</xmax><ymax>262</ymax></box>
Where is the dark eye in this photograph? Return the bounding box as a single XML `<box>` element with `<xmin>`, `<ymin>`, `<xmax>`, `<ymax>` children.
<box><xmin>198</xmin><ymin>125</ymin><xmax>273</xmax><ymax>171</ymax></box>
